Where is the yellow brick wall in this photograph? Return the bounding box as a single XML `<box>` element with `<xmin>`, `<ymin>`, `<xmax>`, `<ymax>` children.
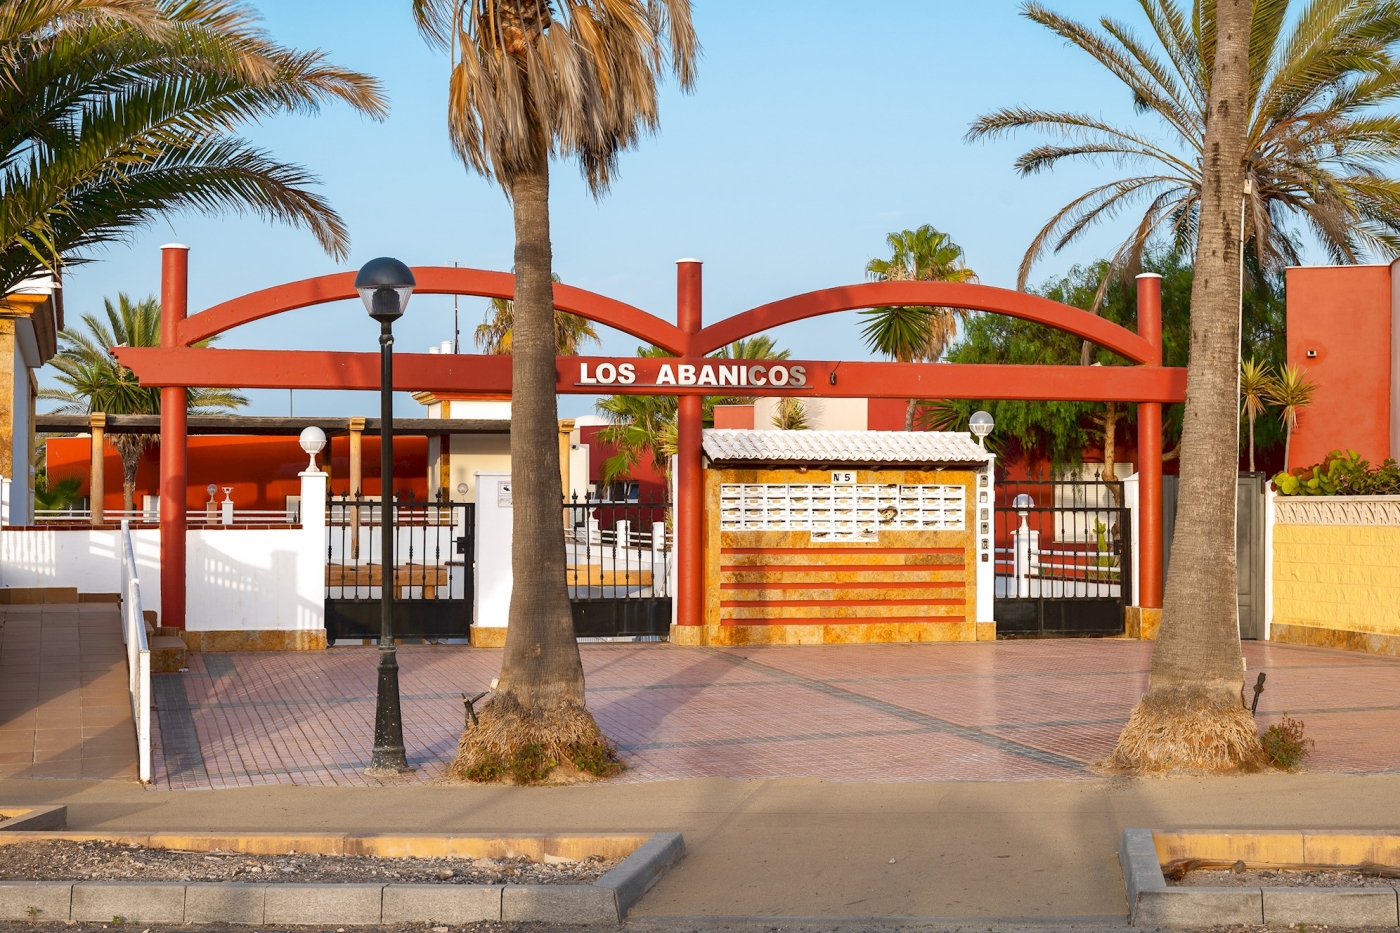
<box><xmin>1273</xmin><ymin>523</ymin><xmax>1400</xmax><ymax>637</ymax></box>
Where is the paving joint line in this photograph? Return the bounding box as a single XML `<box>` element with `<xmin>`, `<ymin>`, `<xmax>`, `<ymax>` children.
<box><xmin>705</xmin><ymin>649</ymin><xmax>1091</xmax><ymax>772</ymax></box>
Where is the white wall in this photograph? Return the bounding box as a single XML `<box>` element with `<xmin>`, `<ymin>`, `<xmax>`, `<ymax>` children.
<box><xmin>185</xmin><ymin>471</ymin><xmax>324</xmax><ymax>633</ymax></box>
<box><xmin>1</xmin><ymin>525</ymin><xmax>163</xmax><ymax>614</ymax></box>
<box><xmin>1</xmin><ymin>471</ymin><xmax>328</xmax><ymax>632</ymax></box>
<box><xmin>753</xmin><ymin>396</ymin><xmax>868</xmax><ymax>431</ymax></box>
<box><xmin>449</xmin><ymin>434</ymin><xmax>511</xmax><ymax>502</ymax></box>
<box><xmin>976</xmin><ymin>460</ymin><xmax>994</xmax><ymax>624</ymax></box>
<box><xmin>474</xmin><ymin>471</ymin><xmax>512</xmax><ymax>629</ymax></box>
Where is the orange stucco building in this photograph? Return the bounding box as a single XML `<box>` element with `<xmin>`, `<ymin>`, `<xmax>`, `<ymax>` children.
<box><xmin>1284</xmin><ymin>262</ymin><xmax>1399</xmax><ymax>468</ymax></box>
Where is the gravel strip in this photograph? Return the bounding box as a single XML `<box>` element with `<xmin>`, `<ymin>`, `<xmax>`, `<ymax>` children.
<box><xmin>0</xmin><ymin>840</ymin><xmax>620</xmax><ymax>885</ymax></box>
<box><xmin>1171</xmin><ymin>867</ymin><xmax>1399</xmax><ymax>888</ymax></box>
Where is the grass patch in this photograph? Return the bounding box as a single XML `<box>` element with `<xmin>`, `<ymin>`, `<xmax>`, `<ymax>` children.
<box><xmin>1261</xmin><ymin>714</ymin><xmax>1314</xmax><ymax>770</ymax></box>
<box><xmin>570</xmin><ymin>739</ymin><xmax>625</xmax><ymax>778</ymax></box>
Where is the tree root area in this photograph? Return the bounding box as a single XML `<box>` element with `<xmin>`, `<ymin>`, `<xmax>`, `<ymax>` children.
<box><xmin>1108</xmin><ymin>687</ymin><xmax>1267</xmax><ymax>774</ymax></box>
<box><xmin>449</xmin><ymin>693</ymin><xmax>624</xmax><ymax>785</ymax></box>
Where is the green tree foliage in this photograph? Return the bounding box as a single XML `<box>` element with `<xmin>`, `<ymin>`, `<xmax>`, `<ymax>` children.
<box><xmin>595</xmin><ymin>337</ymin><xmax>791</xmax><ymax>484</ymax></box>
<box><xmin>474</xmin><ymin>274</ymin><xmax>600</xmax><ymax>356</ymax></box>
<box><xmin>937</xmin><ymin>253</ymin><xmax>1286</xmax><ymax>471</ymax></box>
<box><xmin>42</xmin><ymin>294</ymin><xmax>246</xmax><ymax>512</ymax></box>
<box><xmin>861</xmin><ymin>225</ymin><xmax>977</xmax><ymax>430</ymax></box>
<box><xmin>0</xmin><ymin>0</ymin><xmax>387</xmax><ymax>292</ymax></box>
<box><xmin>969</xmin><ymin>0</ymin><xmax>1400</xmax><ymax>292</ymax></box>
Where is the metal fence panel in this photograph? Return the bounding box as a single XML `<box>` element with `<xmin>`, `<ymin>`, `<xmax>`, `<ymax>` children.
<box><xmin>993</xmin><ymin>478</ymin><xmax>1132</xmax><ymax>637</ymax></box>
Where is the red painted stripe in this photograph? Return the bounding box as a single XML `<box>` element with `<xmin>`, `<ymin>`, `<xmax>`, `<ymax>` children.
<box><xmin>721</xmin><ymin>598</ymin><xmax>964</xmax><ymax>608</ymax></box>
<box><xmin>720</xmin><ymin>617</ymin><xmax>967</xmax><ymax>626</ymax></box>
<box><xmin>720</xmin><ymin>565</ymin><xmax>964</xmax><ymax>574</ymax></box>
<box><xmin>719</xmin><ymin>580</ymin><xmax>963</xmax><ymax>590</ymax></box>
<box><xmin>722</xmin><ymin>547</ymin><xmax>964</xmax><ymax>555</ymax></box>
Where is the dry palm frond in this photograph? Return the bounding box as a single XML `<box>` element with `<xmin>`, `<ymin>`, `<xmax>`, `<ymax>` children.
<box><xmin>1109</xmin><ymin>687</ymin><xmax>1267</xmax><ymax>773</ymax></box>
<box><xmin>412</xmin><ymin>0</ymin><xmax>698</xmax><ymax>194</ymax></box>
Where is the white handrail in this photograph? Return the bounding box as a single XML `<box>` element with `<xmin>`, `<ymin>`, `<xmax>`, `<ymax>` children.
<box><xmin>118</xmin><ymin>520</ymin><xmax>152</xmax><ymax>783</ymax></box>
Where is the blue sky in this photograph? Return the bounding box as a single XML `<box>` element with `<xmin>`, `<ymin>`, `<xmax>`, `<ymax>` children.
<box><xmin>52</xmin><ymin>0</ymin><xmax>1175</xmax><ymax>418</ymax></box>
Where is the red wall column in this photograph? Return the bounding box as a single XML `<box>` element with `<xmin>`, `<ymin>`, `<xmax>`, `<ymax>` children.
<box><xmin>159</xmin><ymin>245</ymin><xmax>189</xmax><ymax>629</ymax></box>
<box><xmin>1136</xmin><ymin>273</ymin><xmax>1163</xmax><ymax>610</ymax></box>
<box><xmin>676</xmin><ymin>260</ymin><xmax>704</xmax><ymax>628</ymax></box>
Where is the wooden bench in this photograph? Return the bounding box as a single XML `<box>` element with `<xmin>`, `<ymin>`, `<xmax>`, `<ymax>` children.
<box><xmin>325</xmin><ymin>563</ymin><xmax>451</xmax><ymax>599</ymax></box>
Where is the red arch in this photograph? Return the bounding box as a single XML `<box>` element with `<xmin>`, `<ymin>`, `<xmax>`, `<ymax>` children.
<box><xmin>178</xmin><ymin>268</ymin><xmax>1155</xmax><ymax>365</ymax></box>
<box><xmin>696</xmin><ymin>281</ymin><xmax>1156</xmax><ymax>363</ymax></box>
<box><xmin>178</xmin><ymin>266</ymin><xmax>689</xmax><ymax>354</ymax></box>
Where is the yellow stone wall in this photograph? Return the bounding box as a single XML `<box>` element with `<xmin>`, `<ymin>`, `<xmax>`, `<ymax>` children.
<box><xmin>688</xmin><ymin>467</ymin><xmax>977</xmax><ymax>646</ymax></box>
<box><xmin>1273</xmin><ymin>522</ymin><xmax>1400</xmax><ymax>657</ymax></box>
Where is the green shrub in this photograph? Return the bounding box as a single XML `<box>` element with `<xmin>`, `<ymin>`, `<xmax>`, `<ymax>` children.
<box><xmin>1261</xmin><ymin>715</ymin><xmax>1314</xmax><ymax>770</ymax></box>
<box><xmin>570</xmin><ymin>739</ymin><xmax>625</xmax><ymax>777</ymax></box>
<box><xmin>507</xmin><ymin>744</ymin><xmax>556</xmax><ymax>784</ymax></box>
<box><xmin>1274</xmin><ymin>449</ymin><xmax>1400</xmax><ymax>496</ymax></box>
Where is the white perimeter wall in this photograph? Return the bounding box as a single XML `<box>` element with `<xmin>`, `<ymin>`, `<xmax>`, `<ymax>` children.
<box><xmin>1</xmin><ymin>471</ymin><xmax>327</xmax><ymax>632</ymax></box>
<box><xmin>1</xmin><ymin>525</ymin><xmax>163</xmax><ymax>614</ymax></box>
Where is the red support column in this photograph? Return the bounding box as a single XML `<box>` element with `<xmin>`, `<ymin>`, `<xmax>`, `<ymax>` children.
<box><xmin>159</xmin><ymin>245</ymin><xmax>190</xmax><ymax>629</ymax></box>
<box><xmin>1136</xmin><ymin>273</ymin><xmax>1163</xmax><ymax>610</ymax></box>
<box><xmin>675</xmin><ymin>260</ymin><xmax>704</xmax><ymax>632</ymax></box>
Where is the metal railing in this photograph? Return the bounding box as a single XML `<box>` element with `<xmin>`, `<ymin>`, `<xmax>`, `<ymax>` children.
<box><xmin>993</xmin><ymin>478</ymin><xmax>1131</xmax><ymax>600</ymax></box>
<box><xmin>35</xmin><ymin>507</ymin><xmax>300</xmax><ymax>526</ymax></box>
<box><xmin>563</xmin><ymin>493</ymin><xmax>672</xmax><ymax>600</ymax></box>
<box><xmin>118</xmin><ymin>521</ymin><xmax>151</xmax><ymax>783</ymax></box>
<box><xmin>324</xmin><ymin>492</ymin><xmax>473</xmax><ymax>642</ymax></box>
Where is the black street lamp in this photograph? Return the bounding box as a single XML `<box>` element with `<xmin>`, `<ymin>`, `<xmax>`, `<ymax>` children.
<box><xmin>356</xmin><ymin>256</ymin><xmax>415</xmax><ymax>775</ymax></box>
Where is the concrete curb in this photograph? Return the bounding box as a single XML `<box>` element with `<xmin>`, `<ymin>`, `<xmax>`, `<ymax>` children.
<box><xmin>1122</xmin><ymin>828</ymin><xmax>1400</xmax><ymax>926</ymax></box>
<box><xmin>0</xmin><ymin>806</ymin><xmax>65</xmax><ymax>833</ymax></box>
<box><xmin>0</xmin><ymin>830</ymin><xmax>683</xmax><ymax>925</ymax></box>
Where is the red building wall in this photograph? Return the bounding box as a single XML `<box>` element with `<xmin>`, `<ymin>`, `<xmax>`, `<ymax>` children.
<box><xmin>47</xmin><ymin>435</ymin><xmax>428</xmax><ymax>512</ymax></box>
<box><xmin>1285</xmin><ymin>264</ymin><xmax>1394</xmax><ymax>468</ymax></box>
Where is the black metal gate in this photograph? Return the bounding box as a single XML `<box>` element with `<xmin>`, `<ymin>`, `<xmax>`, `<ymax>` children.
<box><xmin>564</xmin><ymin>492</ymin><xmax>672</xmax><ymax>638</ymax></box>
<box><xmin>993</xmin><ymin>478</ymin><xmax>1132</xmax><ymax>637</ymax></box>
<box><xmin>324</xmin><ymin>493</ymin><xmax>475</xmax><ymax>643</ymax></box>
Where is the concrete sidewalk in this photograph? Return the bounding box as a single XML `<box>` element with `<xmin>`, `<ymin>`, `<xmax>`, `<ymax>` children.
<box><xmin>3</xmin><ymin>773</ymin><xmax>1398</xmax><ymax>920</ymax></box>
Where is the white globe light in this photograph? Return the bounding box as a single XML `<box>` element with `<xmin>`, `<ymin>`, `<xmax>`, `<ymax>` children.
<box><xmin>299</xmin><ymin>426</ymin><xmax>327</xmax><ymax>472</ymax></box>
<box><xmin>1012</xmin><ymin>493</ymin><xmax>1034</xmax><ymax>514</ymax></box>
<box><xmin>969</xmin><ymin>410</ymin><xmax>994</xmax><ymax>437</ymax></box>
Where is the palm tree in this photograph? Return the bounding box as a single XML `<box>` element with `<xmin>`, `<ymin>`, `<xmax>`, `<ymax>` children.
<box><xmin>861</xmin><ymin>226</ymin><xmax>977</xmax><ymax>430</ymax></box>
<box><xmin>596</xmin><ymin>337</ymin><xmax>790</xmax><ymax>485</ymax></box>
<box><xmin>771</xmin><ymin>398</ymin><xmax>808</xmax><ymax>430</ymax></box>
<box><xmin>1110</xmin><ymin>0</ymin><xmax>1265</xmax><ymax>772</ymax></box>
<box><xmin>1239</xmin><ymin>357</ymin><xmax>1273</xmax><ymax>472</ymax></box>
<box><xmin>411</xmin><ymin>0</ymin><xmax>698</xmax><ymax>782</ymax></box>
<box><xmin>1268</xmin><ymin>363</ymin><xmax>1317</xmax><ymax>471</ymax></box>
<box><xmin>596</xmin><ymin>393</ymin><xmax>677</xmax><ymax>486</ymax></box>
<box><xmin>474</xmin><ymin>274</ymin><xmax>600</xmax><ymax>355</ymax></box>
<box><xmin>968</xmin><ymin>0</ymin><xmax>1400</xmax><ymax>296</ymax></box>
<box><xmin>0</xmin><ymin>0</ymin><xmax>387</xmax><ymax>293</ymax></box>
<box><xmin>42</xmin><ymin>294</ymin><xmax>246</xmax><ymax>513</ymax></box>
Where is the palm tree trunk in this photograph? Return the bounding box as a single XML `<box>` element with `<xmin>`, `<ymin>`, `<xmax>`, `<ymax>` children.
<box><xmin>452</xmin><ymin>136</ymin><xmax>615</xmax><ymax>781</ymax></box>
<box><xmin>1283</xmin><ymin>424</ymin><xmax>1291</xmax><ymax>473</ymax></box>
<box><xmin>905</xmin><ymin>398</ymin><xmax>916</xmax><ymax>431</ymax></box>
<box><xmin>1248</xmin><ymin>412</ymin><xmax>1256</xmax><ymax>472</ymax></box>
<box><xmin>1112</xmin><ymin>0</ymin><xmax>1263</xmax><ymax>772</ymax></box>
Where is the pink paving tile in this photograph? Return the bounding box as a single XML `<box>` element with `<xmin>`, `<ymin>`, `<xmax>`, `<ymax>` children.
<box><xmin>142</xmin><ymin>640</ymin><xmax>1400</xmax><ymax>790</ymax></box>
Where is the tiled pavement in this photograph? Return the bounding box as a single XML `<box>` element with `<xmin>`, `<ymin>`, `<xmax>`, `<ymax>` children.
<box><xmin>0</xmin><ymin>605</ymin><xmax>138</xmax><ymax>781</ymax></box>
<box><xmin>147</xmin><ymin>637</ymin><xmax>1400</xmax><ymax>790</ymax></box>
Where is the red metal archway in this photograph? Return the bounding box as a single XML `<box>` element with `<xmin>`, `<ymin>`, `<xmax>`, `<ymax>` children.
<box><xmin>117</xmin><ymin>247</ymin><xmax>1177</xmax><ymax>634</ymax></box>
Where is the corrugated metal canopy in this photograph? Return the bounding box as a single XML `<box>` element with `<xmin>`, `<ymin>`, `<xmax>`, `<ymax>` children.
<box><xmin>702</xmin><ymin>429</ymin><xmax>991</xmax><ymax>464</ymax></box>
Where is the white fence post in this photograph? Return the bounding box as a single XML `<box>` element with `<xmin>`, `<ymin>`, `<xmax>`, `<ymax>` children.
<box><xmin>119</xmin><ymin>520</ymin><xmax>151</xmax><ymax>783</ymax></box>
<box><xmin>299</xmin><ymin>469</ymin><xmax>328</xmax><ymax>638</ymax></box>
<box><xmin>1123</xmin><ymin>472</ymin><xmax>1141</xmax><ymax>606</ymax></box>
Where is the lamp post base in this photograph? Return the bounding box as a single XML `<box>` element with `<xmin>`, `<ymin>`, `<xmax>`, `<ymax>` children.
<box><xmin>366</xmin><ymin>644</ymin><xmax>412</xmax><ymax>775</ymax></box>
